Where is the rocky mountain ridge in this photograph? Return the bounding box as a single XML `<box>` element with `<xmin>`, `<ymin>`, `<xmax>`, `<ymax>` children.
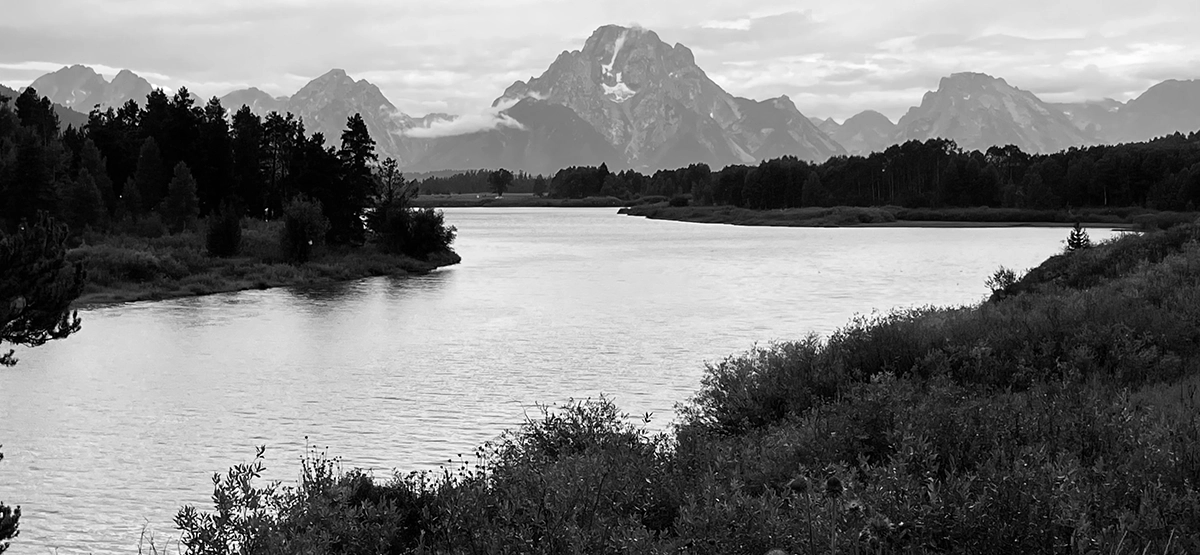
<box><xmin>12</xmin><ymin>26</ymin><xmax>1200</xmax><ymax>172</ymax></box>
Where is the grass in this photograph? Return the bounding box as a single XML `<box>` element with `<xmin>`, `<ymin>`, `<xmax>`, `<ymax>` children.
<box><xmin>68</xmin><ymin>219</ymin><xmax>460</xmax><ymax>307</ymax></box>
<box><xmin>172</xmin><ymin>223</ymin><xmax>1200</xmax><ymax>554</ymax></box>
<box><xmin>620</xmin><ymin>204</ymin><xmax>1198</xmax><ymax>230</ymax></box>
<box><xmin>410</xmin><ymin>193</ymin><xmax>628</xmax><ymax>208</ymax></box>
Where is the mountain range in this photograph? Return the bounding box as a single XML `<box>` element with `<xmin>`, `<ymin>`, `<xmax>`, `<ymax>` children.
<box><xmin>8</xmin><ymin>24</ymin><xmax>1200</xmax><ymax>175</ymax></box>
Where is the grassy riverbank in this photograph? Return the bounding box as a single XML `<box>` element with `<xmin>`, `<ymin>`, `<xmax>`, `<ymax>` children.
<box><xmin>174</xmin><ymin>221</ymin><xmax>1200</xmax><ymax>554</ymax></box>
<box><xmin>67</xmin><ymin>220</ymin><xmax>460</xmax><ymax>307</ymax></box>
<box><xmin>620</xmin><ymin>203</ymin><xmax>1197</xmax><ymax>230</ymax></box>
<box><xmin>410</xmin><ymin>192</ymin><xmax>627</xmax><ymax>208</ymax></box>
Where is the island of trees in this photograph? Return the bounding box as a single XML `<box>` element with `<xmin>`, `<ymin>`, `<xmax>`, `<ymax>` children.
<box><xmin>0</xmin><ymin>87</ymin><xmax>459</xmax><ymax>305</ymax></box>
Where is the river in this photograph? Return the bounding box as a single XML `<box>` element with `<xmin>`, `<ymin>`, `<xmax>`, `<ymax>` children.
<box><xmin>0</xmin><ymin>208</ymin><xmax>1119</xmax><ymax>553</ymax></box>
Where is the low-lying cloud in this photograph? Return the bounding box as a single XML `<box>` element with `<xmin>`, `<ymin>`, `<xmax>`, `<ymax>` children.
<box><xmin>401</xmin><ymin>97</ymin><xmax>526</xmax><ymax>138</ymax></box>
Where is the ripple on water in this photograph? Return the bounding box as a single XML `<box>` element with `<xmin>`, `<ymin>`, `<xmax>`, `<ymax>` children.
<box><xmin>0</xmin><ymin>209</ymin><xmax>1120</xmax><ymax>553</ymax></box>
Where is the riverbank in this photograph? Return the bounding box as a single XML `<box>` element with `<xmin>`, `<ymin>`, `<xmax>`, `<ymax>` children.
<box><xmin>68</xmin><ymin>220</ymin><xmax>460</xmax><ymax>307</ymax></box>
<box><xmin>620</xmin><ymin>203</ymin><xmax>1196</xmax><ymax>230</ymax></box>
<box><xmin>178</xmin><ymin>222</ymin><xmax>1200</xmax><ymax>554</ymax></box>
<box><xmin>410</xmin><ymin>192</ymin><xmax>626</xmax><ymax>208</ymax></box>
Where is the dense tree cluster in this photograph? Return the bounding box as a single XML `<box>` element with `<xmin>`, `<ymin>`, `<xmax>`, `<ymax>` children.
<box><xmin>536</xmin><ymin>135</ymin><xmax>1200</xmax><ymax>210</ymax></box>
<box><xmin>417</xmin><ymin>169</ymin><xmax>546</xmax><ymax>195</ymax></box>
<box><xmin>0</xmin><ymin>87</ymin><xmax>454</xmax><ymax>259</ymax></box>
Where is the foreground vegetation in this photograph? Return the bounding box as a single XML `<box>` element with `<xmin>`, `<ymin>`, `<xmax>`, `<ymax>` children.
<box><xmin>176</xmin><ymin>221</ymin><xmax>1200</xmax><ymax>554</ymax></box>
<box><xmin>619</xmin><ymin>204</ymin><xmax>1196</xmax><ymax>229</ymax></box>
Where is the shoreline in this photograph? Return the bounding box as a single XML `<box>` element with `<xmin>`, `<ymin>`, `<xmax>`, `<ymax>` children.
<box><xmin>410</xmin><ymin>193</ymin><xmax>627</xmax><ymax>208</ymax></box>
<box><xmin>71</xmin><ymin>248</ymin><xmax>461</xmax><ymax>309</ymax></box>
<box><xmin>618</xmin><ymin>204</ymin><xmax>1187</xmax><ymax>230</ymax></box>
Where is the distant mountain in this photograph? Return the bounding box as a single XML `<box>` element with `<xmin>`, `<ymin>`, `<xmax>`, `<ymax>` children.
<box><xmin>831</xmin><ymin>110</ymin><xmax>896</xmax><ymax>155</ymax></box>
<box><xmin>219</xmin><ymin>87</ymin><xmax>287</xmax><ymax>115</ymax></box>
<box><xmin>0</xmin><ymin>82</ymin><xmax>90</xmax><ymax>129</ymax></box>
<box><xmin>403</xmin><ymin>98</ymin><xmax>623</xmax><ymax>175</ymax></box>
<box><xmin>1115</xmin><ymin>80</ymin><xmax>1200</xmax><ymax>143</ymax></box>
<box><xmin>282</xmin><ymin>69</ymin><xmax>411</xmax><ymax>158</ymax></box>
<box><xmin>895</xmin><ymin>72</ymin><xmax>1094</xmax><ymax>154</ymax></box>
<box><xmin>30</xmin><ymin>65</ymin><xmax>153</xmax><ymax>111</ymax></box>
<box><xmin>496</xmin><ymin>25</ymin><xmax>842</xmax><ymax>170</ymax></box>
<box><xmin>728</xmin><ymin>96</ymin><xmax>845</xmax><ymax>162</ymax></box>
<box><xmin>816</xmin><ymin>117</ymin><xmax>841</xmax><ymax>137</ymax></box>
<box><xmin>1049</xmin><ymin>98</ymin><xmax>1124</xmax><ymax>141</ymax></box>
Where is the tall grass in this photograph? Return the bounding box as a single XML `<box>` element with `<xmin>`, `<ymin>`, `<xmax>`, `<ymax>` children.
<box><xmin>176</xmin><ymin>223</ymin><xmax>1200</xmax><ymax>554</ymax></box>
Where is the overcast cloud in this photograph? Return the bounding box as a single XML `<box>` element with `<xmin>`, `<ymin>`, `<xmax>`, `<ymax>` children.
<box><xmin>1</xmin><ymin>0</ymin><xmax>1197</xmax><ymax>122</ymax></box>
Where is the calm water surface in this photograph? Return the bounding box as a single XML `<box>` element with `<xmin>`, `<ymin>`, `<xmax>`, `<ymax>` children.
<box><xmin>0</xmin><ymin>208</ymin><xmax>1119</xmax><ymax>553</ymax></box>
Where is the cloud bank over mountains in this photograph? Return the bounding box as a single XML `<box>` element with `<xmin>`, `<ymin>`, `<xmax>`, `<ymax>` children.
<box><xmin>401</xmin><ymin>96</ymin><xmax>530</xmax><ymax>139</ymax></box>
<box><xmin>1</xmin><ymin>0</ymin><xmax>1196</xmax><ymax>121</ymax></box>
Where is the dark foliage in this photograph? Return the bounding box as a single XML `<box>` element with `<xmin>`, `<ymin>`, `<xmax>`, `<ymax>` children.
<box><xmin>278</xmin><ymin>196</ymin><xmax>329</xmax><ymax>264</ymax></box>
<box><xmin>417</xmin><ymin>168</ymin><xmax>548</xmax><ymax>195</ymax></box>
<box><xmin>0</xmin><ymin>448</ymin><xmax>18</xmax><ymax>554</ymax></box>
<box><xmin>182</xmin><ymin>223</ymin><xmax>1200</xmax><ymax>554</ymax></box>
<box><xmin>488</xmin><ymin>168</ymin><xmax>513</xmax><ymax>196</ymax></box>
<box><xmin>0</xmin><ymin>213</ymin><xmax>84</xmax><ymax>366</ymax></box>
<box><xmin>205</xmin><ymin>201</ymin><xmax>243</xmax><ymax>257</ymax></box>
<box><xmin>159</xmin><ymin>162</ymin><xmax>200</xmax><ymax>233</ymax></box>
<box><xmin>404</xmin><ymin>208</ymin><xmax>456</xmax><ymax>260</ymax></box>
<box><xmin>543</xmin><ymin>133</ymin><xmax>1200</xmax><ymax>214</ymax></box>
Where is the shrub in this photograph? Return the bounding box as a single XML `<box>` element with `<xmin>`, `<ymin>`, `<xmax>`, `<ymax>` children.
<box><xmin>205</xmin><ymin>202</ymin><xmax>243</xmax><ymax>257</ymax></box>
<box><xmin>279</xmin><ymin>196</ymin><xmax>329</xmax><ymax>264</ymax></box>
<box><xmin>669</xmin><ymin>195</ymin><xmax>690</xmax><ymax>207</ymax></box>
<box><xmin>405</xmin><ymin>208</ymin><xmax>456</xmax><ymax>259</ymax></box>
<box><xmin>369</xmin><ymin>200</ymin><xmax>456</xmax><ymax>260</ymax></box>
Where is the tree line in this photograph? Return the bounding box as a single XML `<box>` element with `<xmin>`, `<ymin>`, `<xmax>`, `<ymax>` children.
<box><xmin>417</xmin><ymin>168</ymin><xmax>547</xmax><ymax>196</ymax></box>
<box><xmin>0</xmin><ymin>86</ymin><xmax>454</xmax><ymax>260</ymax></box>
<box><xmin>538</xmin><ymin>134</ymin><xmax>1200</xmax><ymax>210</ymax></box>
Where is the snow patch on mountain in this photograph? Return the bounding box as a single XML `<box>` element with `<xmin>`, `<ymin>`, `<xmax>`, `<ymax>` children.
<box><xmin>602</xmin><ymin>72</ymin><xmax>636</xmax><ymax>102</ymax></box>
<box><xmin>601</xmin><ymin>29</ymin><xmax>628</xmax><ymax>78</ymax></box>
<box><xmin>603</xmin><ymin>81</ymin><xmax>636</xmax><ymax>102</ymax></box>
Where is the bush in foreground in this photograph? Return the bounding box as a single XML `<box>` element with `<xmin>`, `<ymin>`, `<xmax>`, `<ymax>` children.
<box><xmin>179</xmin><ymin>224</ymin><xmax>1200</xmax><ymax>554</ymax></box>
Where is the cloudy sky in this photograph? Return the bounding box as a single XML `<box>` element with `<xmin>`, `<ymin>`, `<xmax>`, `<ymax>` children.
<box><xmin>1</xmin><ymin>0</ymin><xmax>1197</xmax><ymax>122</ymax></box>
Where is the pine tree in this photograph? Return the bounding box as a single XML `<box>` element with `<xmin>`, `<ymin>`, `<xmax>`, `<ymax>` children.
<box><xmin>121</xmin><ymin>177</ymin><xmax>143</xmax><ymax>221</ymax></box>
<box><xmin>133</xmin><ymin>137</ymin><xmax>167</xmax><ymax>212</ymax></box>
<box><xmin>160</xmin><ymin>162</ymin><xmax>199</xmax><ymax>233</ymax></box>
<box><xmin>79</xmin><ymin>139</ymin><xmax>116</xmax><ymax>218</ymax></box>
<box><xmin>801</xmin><ymin>171</ymin><xmax>824</xmax><ymax>207</ymax></box>
<box><xmin>61</xmin><ymin>169</ymin><xmax>105</xmax><ymax>232</ymax></box>
<box><xmin>1</xmin><ymin>213</ymin><xmax>84</xmax><ymax>367</ymax></box>
<box><xmin>230</xmin><ymin>106</ymin><xmax>265</xmax><ymax>218</ymax></box>
<box><xmin>1066</xmin><ymin>222</ymin><xmax>1091</xmax><ymax>252</ymax></box>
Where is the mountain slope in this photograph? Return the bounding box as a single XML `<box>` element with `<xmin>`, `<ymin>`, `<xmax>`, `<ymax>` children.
<box><xmin>895</xmin><ymin>72</ymin><xmax>1094</xmax><ymax>154</ymax></box>
<box><xmin>831</xmin><ymin>110</ymin><xmax>896</xmax><ymax>155</ymax></box>
<box><xmin>219</xmin><ymin>87</ymin><xmax>287</xmax><ymax>115</ymax></box>
<box><xmin>402</xmin><ymin>98</ymin><xmax>622</xmax><ymax>175</ymax></box>
<box><xmin>1116</xmin><ymin>80</ymin><xmax>1200</xmax><ymax>142</ymax></box>
<box><xmin>284</xmin><ymin>69</ymin><xmax>410</xmax><ymax>160</ymax></box>
<box><xmin>496</xmin><ymin>25</ymin><xmax>842</xmax><ymax>170</ymax></box>
<box><xmin>1049</xmin><ymin>98</ymin><xmax>1124</xmax><ymax>141</ymax></box>
<box><xmin>1</xmin><ymin>83</ymin><xmax>90</xmax><ymax>129</ymax></box>
<box><xmin>30</xmin><ymin>65</ymin><xmax>153</xmax><ymax>111</ymax></box>
<box><xmin>729</xmin><ymin>96</ymin><xmax>845</xmax><ymax>161</ymax></box>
